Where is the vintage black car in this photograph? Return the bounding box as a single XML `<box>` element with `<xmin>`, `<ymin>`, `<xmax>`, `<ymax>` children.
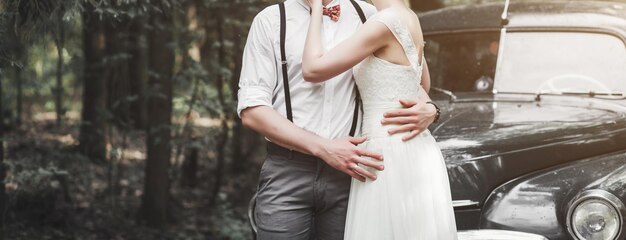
<box><xmin>423</xmin><ymin>0</ymin><xmax>626</xmax><ymax>239</ymax></box>
<box><xmin>247</xmin><ymin>1</ymin><xmax>626</xmax><ymax>239</ymax></box>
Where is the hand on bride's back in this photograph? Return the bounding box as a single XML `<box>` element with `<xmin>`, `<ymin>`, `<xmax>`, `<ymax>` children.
<box><xmin>382</xmin><ymin>99</ymin><xmax>438</xmax><ymax>141</ymax></box>
<box><xmin>313</xmin><ymin>137</ymin><xmax>384</xmax><ymax>182</ymax></box>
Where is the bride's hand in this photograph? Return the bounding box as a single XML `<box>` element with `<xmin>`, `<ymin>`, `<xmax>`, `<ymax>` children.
<box><xmin>307</xmin><ymin>0</ymin><xmax>323</xmax><ymax>7</ymax></box>
<box><xmin>307</xmin><ymin>0</ymin><xmax>324</xmax><ymax>11</ymax></box>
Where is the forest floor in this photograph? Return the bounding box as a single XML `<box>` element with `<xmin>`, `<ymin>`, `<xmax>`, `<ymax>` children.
<box><xmin>3</xmin><ymin>116</ymin><xmax>259</xmax><ymax>240</ymax></box>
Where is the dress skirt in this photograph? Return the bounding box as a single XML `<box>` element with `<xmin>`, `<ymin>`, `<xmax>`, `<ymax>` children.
<box><xmin>344</xmin><ymin>102</ymin><xmax>458</xmax><ymax>240</ymax></box>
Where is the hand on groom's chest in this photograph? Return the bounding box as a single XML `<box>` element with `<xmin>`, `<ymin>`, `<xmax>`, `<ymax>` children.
<box><xmin>278</xmin><ymin>0</ymin><xmax>361</xmax><ymax>63</ymax></box>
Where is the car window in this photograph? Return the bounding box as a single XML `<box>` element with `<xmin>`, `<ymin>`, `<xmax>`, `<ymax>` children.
<box><xmin>425</xmin><ymin>32</ymin><xmax>501</xmax><ymax>94</ymax></box>
<box><xmin>495</xmin><ymin>32</ymin><xmax>626</xmax><ymax>94</ymax></box>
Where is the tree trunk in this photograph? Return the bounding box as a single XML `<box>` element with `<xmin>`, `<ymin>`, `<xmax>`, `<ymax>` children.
<box><xmin>0</xmin><ymin>69</ymin><xmax>3</xmax><ymax>128</ymax></box>
<box><xmin>174</xmin><ymin>0</ymin><xmax>200</xmax><ymax>181</ymax></box>
<box><xmin>229</xmin><ymin>36</ymin><xmax>244</xmax><ymax>174</ymax></box>
<box><xmin>104</xmin><ymin>14</ymin><xmax>132</xmax><ymax>129</ymax></box>
<box><xmin>105</xmin><ymin>10</ymin><xmax>135</xmax><ymax>129</ymax></box>
<box><xmin>14</xmin><ymin>66</ymin><xmax>22</xmax><ymax>126</ymax></box>
<box><xmin>176</xmin><ymin>77</ymin><xmax>200</xmax><ymax>183</ymax></box>
<box><xmin>0</xmin><ymin>68</ymin><xmax>6</xmax><ymax>230</ymax></box>
<box><xmin>79</xmin><ymin>4</ymin><xmax>108</xmax><ymax>162</ymax></box>
<box><xmin>209</xmin><ymin>14</ymin><xmax>229</xmax><ymax>208</ymax></box>
<box><xmin>55</xmin><ymin>13</ymin><xmax>65</xmax><ymax>127</ymax></box>
<box><xmin>128</xmin><ymin>15</ymin><xmax>148</xmax><ymax>130</ymax></box>
<box><xmin>181</xmin><ymin>141</ymin><xmax>199</xmax><ymax>188</ymax></box>
<box><xmin>140</xmin><ymin>4</ymin><xmax>174</xmax><ymax>228</ymax></box>
<box><xmin>10</xmin><ymin>16</ymin><xmax>25</xmax><ymax>127</ymax></box>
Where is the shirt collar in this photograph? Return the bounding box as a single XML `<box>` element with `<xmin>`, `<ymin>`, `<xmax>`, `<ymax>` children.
<box><xmin>296</xmin><ymin>0</ymin><xmax>341</xmax><ymax>11</ymax></box>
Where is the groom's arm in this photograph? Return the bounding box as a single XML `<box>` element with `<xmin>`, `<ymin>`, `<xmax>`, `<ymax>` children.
<box><xmin>238</xmin><ymin>9</ymin><xmax>383</xmax><ymax>182</ymax></box>
<box><xmin>241</xmin><ymin>107</ymin><xmax>384</xmax><ymax>182</ymax></box>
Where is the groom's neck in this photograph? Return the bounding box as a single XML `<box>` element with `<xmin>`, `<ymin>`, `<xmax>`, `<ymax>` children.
<box><xmin>322</xmin><ymin>0</ymin><xmax>333</xmax><ymax>6</ymax></box>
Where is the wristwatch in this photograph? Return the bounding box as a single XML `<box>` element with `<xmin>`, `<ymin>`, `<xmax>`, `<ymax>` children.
<box><xmin>426</xmin><ymin>101</ymin><xmax>441</xmax><ymax>123</ymax></box>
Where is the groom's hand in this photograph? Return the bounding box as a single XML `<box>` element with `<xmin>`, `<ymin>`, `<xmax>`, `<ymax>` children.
<box><xmin>314</xmin><ymin>136</ymin><xmax>384</xmax><ymax>182</ymax></box>
<box><xmin>382</xmin><ymin>99</ymin><xmax>437</xmax><ymax>141</ymax></box>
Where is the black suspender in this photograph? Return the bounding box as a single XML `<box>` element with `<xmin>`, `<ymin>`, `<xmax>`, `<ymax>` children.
<box><xmin>279</xmin><ymin>3</ymin><xmax>293</xmax><ymax>122</ymax></box>
<box><xmin>278</xmin><ymin>1</ymin><xmax>367</xmax><ymax>136</ymax></box>
<box><xmin>350</xmin><ymin>0</ymin><xmax>367</xmax><ymax>23</ymax></box>
<box><xmin>348</xmin><ymin>0</ymin><xmax>366</xmax><ymax>137</ymax></box>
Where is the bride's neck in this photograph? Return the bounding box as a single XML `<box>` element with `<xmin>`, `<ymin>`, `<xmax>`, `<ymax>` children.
<box><xmin>371</xmin><ymin>0</ymin><xmax>407</xmax><ymax>11</ymax></box>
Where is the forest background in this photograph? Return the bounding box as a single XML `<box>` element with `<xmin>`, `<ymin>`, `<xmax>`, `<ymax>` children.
<box><xmin>0</xmin><ymin>0</ymin><xmax>502</xmax><ymax>239</ymax></box>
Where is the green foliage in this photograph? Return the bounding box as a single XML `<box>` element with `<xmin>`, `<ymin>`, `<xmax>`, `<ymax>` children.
<box><xmin>211</xmin><ymin>196</ymin><xmax>253</xmax><ymax>240</ymax></box>
<box><xmin>9</xmin><ymin>162</ymin><xmax>69</xmax><ymax>192</ymax></box>
<box><xmin>0</xmin><ymin>0</ymin><xmax>81</xmax><ymax>63</ymax></box>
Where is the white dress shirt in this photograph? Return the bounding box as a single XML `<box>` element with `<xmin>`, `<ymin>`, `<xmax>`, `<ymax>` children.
<box><xmin>237</xmin><ymin>0</ymin><xmax>377</xmax><ymax>139</ymax></box>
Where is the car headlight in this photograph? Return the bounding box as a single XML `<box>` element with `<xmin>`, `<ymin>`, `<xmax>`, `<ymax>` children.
<box><xmin>567</xmin><ymin>190</ymin><xmax>625</xmax><ymax>240</ymax></box>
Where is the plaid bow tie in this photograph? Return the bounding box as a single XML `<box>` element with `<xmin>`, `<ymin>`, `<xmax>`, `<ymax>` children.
<box><xmin>323</xmin><ymin>5</ymin><xmax>341</xmax><ymax>22</ymax></box>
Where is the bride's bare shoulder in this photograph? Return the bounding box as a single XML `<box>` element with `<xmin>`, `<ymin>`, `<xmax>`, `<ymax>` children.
<box><xmin>365</xmin><ymin>9</ymin><xmax>401</xmax><ymax>30</ymax></box>
<box><xmin>369</xmin><ymin>8</ymin><xmax>396</xmax><ymax>19</ymax></box>
<box><xmin>369</xmin><ymin>7</ymin><xmax>416</xmax><ymax>24</ymax></box>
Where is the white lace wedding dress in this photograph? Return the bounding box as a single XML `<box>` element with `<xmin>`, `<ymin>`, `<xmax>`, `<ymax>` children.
<box><xmin>344</xmin><ymin>9</ymin><xmax>458</xmax><ymax>240</ymax></box>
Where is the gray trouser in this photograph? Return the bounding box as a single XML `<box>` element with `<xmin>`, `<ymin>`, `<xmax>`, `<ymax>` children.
<box><xmin>254</xmin><ymin>143</ymin><xmax>351</xmax><ymax>240</ymax></box>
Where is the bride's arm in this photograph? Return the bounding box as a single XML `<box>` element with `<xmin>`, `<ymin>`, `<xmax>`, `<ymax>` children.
<box><xmin>421</xmin><ymin>60</ymin><xmax>431</xmax><ymax>93</ymax></box>
<box><xmin>302</xmin><ymin>1</ymin><xmax>389</xmax><ymax>83</ymax></box>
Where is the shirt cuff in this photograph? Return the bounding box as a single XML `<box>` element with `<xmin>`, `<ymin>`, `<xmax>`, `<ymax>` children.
<box><xmin>237</xmin><ymin>86</ymin><xmax>274</xmax><ymax>117</ymax></box>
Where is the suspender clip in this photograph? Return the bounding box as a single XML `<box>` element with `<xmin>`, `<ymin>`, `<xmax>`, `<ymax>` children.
<box><xmin>281</xmin><ymin>60</ymin><xmax>288</xmax><ymax>65</ymax></box>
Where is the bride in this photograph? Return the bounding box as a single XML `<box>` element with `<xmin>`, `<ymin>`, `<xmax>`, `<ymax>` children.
<box><xmin>302</xmin><ymin>0</ymin><xmax>458</xmax><ymax>239</ymax></box>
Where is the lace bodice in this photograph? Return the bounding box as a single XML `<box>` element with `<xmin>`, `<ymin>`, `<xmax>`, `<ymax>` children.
<box><xmin>355</xmin><ymin>9</ymin><xmax>429</xmax><ymax>139</ymax></box>
<box><xmin>354</xmin><ymin>9</ymin><xmax>425</xmax><ymax>103</ymax></box>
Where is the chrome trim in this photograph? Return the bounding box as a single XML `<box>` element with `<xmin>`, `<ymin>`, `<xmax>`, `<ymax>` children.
<box><xmin>566</xmin><ymin>189</ymin><xmax>625</xmax><ymax>240</ymax></box>
<box><xmin>506</xmin><ymin>27</ymin><xmax>626</xmax><ymax>46</ymax></box>
<box><xmin>453</xmin><ymin>200</ymin><xmax>480</xmax><ymax>208</ymax></box>
<box><xmin>431</xmin><ymin>87</ymin><xmax>458</xmax><ymax>102</ymax></box>
<box><xmin>423</xmin><ymin>27</ymin><xmax>626</xmax><ymax>47</ymax></box>
<box><xmin>458</xmin><ymin>229</ymin><xmax>548</xmax><ymax>240</ymax></box>
<box><xmin>492</xmin><ymin>27</ymin><xmax>507</xmax><ymax>94</ymax></box>
<box><xmin>423</xmin><ymin>28</ymin><xmax>501</xmax><ymax>37</ymax></box>
<box><xmin>501</xmin><ymin>0</ymin><xmax>511</xmax><ymax>25</ymax></box>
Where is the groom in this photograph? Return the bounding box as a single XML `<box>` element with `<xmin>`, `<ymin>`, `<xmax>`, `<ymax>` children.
<box><xmin>238</xmin><ymin>0</ymin><xmax>438</xmax><ymax>239</ymax></box>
